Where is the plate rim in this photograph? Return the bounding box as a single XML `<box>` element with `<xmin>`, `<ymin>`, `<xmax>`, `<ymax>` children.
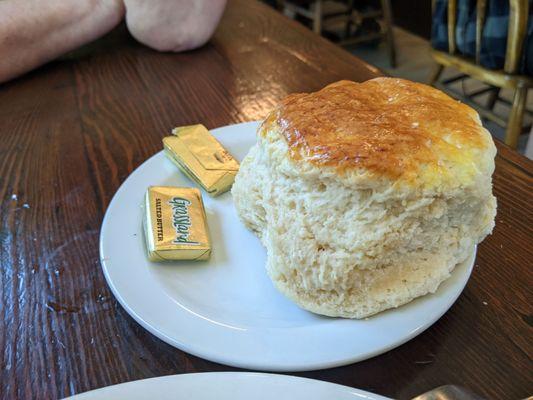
<box><xmin>65</xmin><ymin>371</ymin><xmax>391</xmax><ymax>399</ymax></box>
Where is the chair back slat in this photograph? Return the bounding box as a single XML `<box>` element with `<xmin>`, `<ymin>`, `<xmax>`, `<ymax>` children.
<box><xmin>439</xmin><ymin>0</ymin><xmax>529</xmax><ymax>73</ymax></box>
<box><xmin>504</xmin><ymin>0</ymin><xmax>529</xmax><ymax>73</ymax></box>
<box><xmin>448</xmin><ymin>0</ymin><xmax>457</xmax><ymax>53</ymax></box>
<box><xmin>476</xmin><ymin>0</ymin><xmax>487</xmax><ymax>64</ymax></box>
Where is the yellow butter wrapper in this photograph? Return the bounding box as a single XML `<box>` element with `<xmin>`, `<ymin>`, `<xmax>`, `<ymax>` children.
<box><xmin>143</xmin><ymin>186</ymin><xmax>211</xmax><ymax>261</ymax></box>
<box><xmin>163</xmin><ymin>124</ymin><xmax>239</xmax><ymax>197</ymax></box>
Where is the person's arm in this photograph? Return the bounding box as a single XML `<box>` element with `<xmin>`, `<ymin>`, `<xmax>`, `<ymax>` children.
<box><xmin>0</xmin><ymin>0</ymin><xmax>124</xmax><ymax>83</ymax></box>
<box><xmin>123</xmin><ymin>0</ymin><xmax>227</xmax><ymax>52</ymax></box>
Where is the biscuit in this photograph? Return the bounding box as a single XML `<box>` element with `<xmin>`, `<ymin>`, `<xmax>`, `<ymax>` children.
<box><xmin>232</xmin><ymin>78</ymin><xmax>497</xmax><ymax>318</ymax></box>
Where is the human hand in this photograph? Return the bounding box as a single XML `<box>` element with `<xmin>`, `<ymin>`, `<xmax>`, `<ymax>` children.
<box><xmin>0</xmin><ymin>0</ymin><xmax>124</xmax><ymax>83</ymax></box>
<box><xmin>123</xmin><ymin>0</ymin><xmax>227</xmax><ymax>52</ymax></box>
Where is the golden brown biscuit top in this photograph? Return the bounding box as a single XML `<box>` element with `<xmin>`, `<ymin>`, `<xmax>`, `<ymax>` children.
<box><xmin>261</xmin><ymin>78</ymin><xmax>492</xmax><ymax>184</ymax></box>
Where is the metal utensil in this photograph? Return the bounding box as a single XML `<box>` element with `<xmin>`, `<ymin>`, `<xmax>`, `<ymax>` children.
<box><xmin>411</xmin><ymin>385</ymin><xmax>486</xmax><ymax>400</ymax></box>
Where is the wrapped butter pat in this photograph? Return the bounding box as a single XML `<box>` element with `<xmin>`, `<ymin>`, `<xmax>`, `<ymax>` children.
<box><xmin>143</xmin><ymin>186</ymin><xmax>211</xmax><ymax>261</ymax></box>
<box><xmin>163</xmin><ymin>124</ymin><xmax>239</xmax><ymax>197</ymax></box>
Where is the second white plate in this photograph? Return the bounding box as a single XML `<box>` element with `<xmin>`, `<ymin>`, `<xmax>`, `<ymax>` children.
<box><xmin>65</xmin><ymin>372</ymin><xmax>390</xmax><ymax>399</ymax></box>
<box><xmin>100</xmin><ymin>121</ymin><xmax>475</xmax><ymax>372</ymax></box>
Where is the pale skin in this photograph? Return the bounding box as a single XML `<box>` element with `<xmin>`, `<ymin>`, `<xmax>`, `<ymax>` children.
<box><xmin>0</xmin><ymin>0</ymin><xmax>227</xmax><ymax>84</ymax></box>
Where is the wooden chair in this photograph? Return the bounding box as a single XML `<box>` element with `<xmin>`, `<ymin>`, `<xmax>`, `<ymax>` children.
<box><xmin>277</xmin><ymin>0</ymin><xmax>396</xmax><ymax>67</ymax></box>
<box><xmin>429</xmin><ymin>0</ymin><xmax>532</xmax><ymax>149</ymax></box>
<box><xmin>276</xmin><ymin>0</ymin><xmax>325</xmax><ymax>34</ymax></box>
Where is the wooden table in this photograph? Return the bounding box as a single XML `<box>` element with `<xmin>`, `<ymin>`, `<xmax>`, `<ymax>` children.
<box><xmin>0</xmin><ymin>1</ymin><xmax>531</xmax><ymax>399</ymax></box>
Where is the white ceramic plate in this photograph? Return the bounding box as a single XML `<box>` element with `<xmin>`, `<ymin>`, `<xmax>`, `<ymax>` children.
<box><xmin>100</xmin><ymin>121</ymin><xmax>475</xmax><ymax>372</ymax></box>
<box><xmin>65</xmin><ymin>372</ymin><xmax>390</xmax><ymax>399</ymax></box>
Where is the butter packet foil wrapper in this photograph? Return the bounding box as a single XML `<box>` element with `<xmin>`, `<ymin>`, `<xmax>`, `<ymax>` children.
<box><xmin>163</xmin><ymin>124</ymin><xmax>239</xmax><ymax>197</ymax></box>
<box><xmin>143</xmin><ymin>186</ymin><xmax>211</xmax><ymax>261</ymax></box>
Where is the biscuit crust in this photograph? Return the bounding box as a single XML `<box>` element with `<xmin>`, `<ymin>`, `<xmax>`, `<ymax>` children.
<box><xmin>261</xmin><ymin>78</ymin><xmax>493</xmax><ymax>186</ymax></box>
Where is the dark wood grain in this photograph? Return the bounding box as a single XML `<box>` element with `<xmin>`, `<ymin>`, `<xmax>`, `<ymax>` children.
<box><xmin>0</xmin><ymin>1</ymin><xmax>531</xmax><ymax>399</ymax></box>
